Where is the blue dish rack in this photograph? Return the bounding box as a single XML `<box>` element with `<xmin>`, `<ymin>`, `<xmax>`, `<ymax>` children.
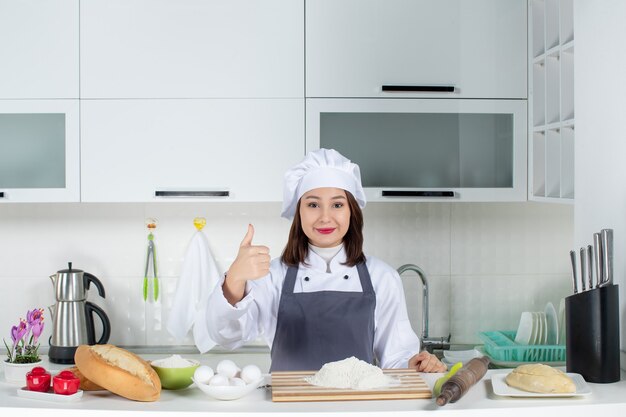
<box><xmin>478</xmin><ymin>330</ymin><xmax>566</xmax><ymax>363</ymax></box>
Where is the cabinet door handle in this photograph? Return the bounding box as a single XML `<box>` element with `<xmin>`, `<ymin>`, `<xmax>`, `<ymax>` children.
<box><xmin>382</xmin><ymin>190</ymin><xmax>455</xmax><ymax>198</ymax></box>
<box><xmin>382</xmin><ymin>85</ymin><xmax>455</xmax><ymax>93</ymax></box>
<box><xmin>154</xmin><ymin>190</ymin><xmax>230</xmax><ymax>197</ymax></box>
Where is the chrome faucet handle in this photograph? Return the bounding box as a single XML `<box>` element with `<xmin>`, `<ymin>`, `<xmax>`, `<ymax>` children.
<box><xmin>422</xmin><ymin>335</ymin><xmax>452</xmax><ymax>353</ymax></box>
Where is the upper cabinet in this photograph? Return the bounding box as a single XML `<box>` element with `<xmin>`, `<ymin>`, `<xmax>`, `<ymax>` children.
<box><xmin>80</xmin><ymin>99</ymin><xmax>304</xmax><ymax>202</ymax></box>
<box><xmin>306</xmin><ymin>0</ymin><xmax>527</xmax><ymax>99</ymax></box>
<box><xmin>0</xmin><ymin>100</ymin><xmax>80</xmax><ymax>202</ymax></box>
<box><xmin>1</xmin><ymin>1</ymin><xmax>533</xmax><ymax>204</ymax></box>
<box><xmin>306</xmin><ymin>98</ymin><xmax>527</xmax><ymax>202</ymax></box>
<box><xmin>0</xmin><ymin>0</ymin><xmax>79</xmax><ymax>99</ymax></box>
<box><xmin>80</xmin><ymin>0</ymin><xmax>304</xmax><ymax>99</ymax></box>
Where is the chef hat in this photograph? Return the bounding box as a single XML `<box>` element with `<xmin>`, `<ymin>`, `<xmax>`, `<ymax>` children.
<box><xmin>281</xmin><ymin>148</ymin><xmax>366</xmax><ymax>219</ymax></box>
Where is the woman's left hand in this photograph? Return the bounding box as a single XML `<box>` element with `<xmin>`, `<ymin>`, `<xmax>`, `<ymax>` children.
<box><xmin>409</xmin><ymin>351</ymin><xmax>447</xmax><ymax>373</ymax></box>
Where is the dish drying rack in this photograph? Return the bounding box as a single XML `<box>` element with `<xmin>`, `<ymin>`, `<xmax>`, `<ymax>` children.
<box><xmin>478</xmin><ymin>331</ymin><xmax>566</xmax><ymax>363</ymax></box>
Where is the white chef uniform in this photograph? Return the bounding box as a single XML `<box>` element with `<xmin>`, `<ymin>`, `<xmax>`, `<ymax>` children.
<box><xmin>203</xmin><ymin>245</ymin><xmax>421</xmax><ymax>369</ymax></box>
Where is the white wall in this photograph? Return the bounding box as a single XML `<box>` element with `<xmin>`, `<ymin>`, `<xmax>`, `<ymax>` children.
<box><xmin>0</xmin><ymin>202</ymin><xmax>573</xmax><ymax>350</ymax></box>
<box><xmin>575</xmin><ymin>0</ymin><xmax>626</xmax><ymax>368</ymax></box>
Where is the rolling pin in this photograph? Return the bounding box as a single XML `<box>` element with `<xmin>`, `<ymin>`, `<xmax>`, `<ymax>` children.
<box><xmin>436</xmin><ymin>357</ymin><xmax>490</xmax><ymax>406</ymax></box>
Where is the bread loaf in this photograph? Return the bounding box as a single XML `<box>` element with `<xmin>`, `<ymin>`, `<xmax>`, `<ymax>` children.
<box><xmin>505</xmin><ymin>364</ymin><xmax>576</xmax><ymax>393</ymax></box>
<box><xmin>64</xmin><ymin>366</ymin><xmax>105</xmax><ymax>391</ymax></box>
<box><xmin>74</xmin><ymin>344</ymin><xmax>161</xmax><ymax>401</ymax></box>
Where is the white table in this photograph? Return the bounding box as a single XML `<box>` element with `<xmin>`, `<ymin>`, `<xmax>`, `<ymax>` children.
<box><xmin>2</xmin><ymin>354</ymin><xmax>625</xmax><ymax>417</ymax></box>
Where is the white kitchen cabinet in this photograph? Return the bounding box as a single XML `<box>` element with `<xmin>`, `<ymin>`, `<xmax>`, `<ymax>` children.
<box><xmin>80</xmin><ymin>99</ymin><xmax>304</xmax><ymax>202</ymax></box>
<box><xmin>0</xmin><ymin>100</ymin><xmax>80</xmax><ymax>202</ymax></box>
<box><xmin>306</xmin><ymin>0</ymin><xmax>527</xmax><ymax>99</ymax></box>
<box><xmin>529</xmin><ymin>0</ymin><xmax>574</xmax><ymax>202</ymax></box>
<box><xmin>307</xmin><ymin>98</ymin><xmax>527</xmax><ymax>202</ymax></box>
<box><xmin>80</xmin><ymin>0</ymin><xmax>303</xmax><ymax>99</ymax></box>
<box><xmin>0</xmin><ymin>0</ymin><xmax>79</xmax><ymax>99</ymax></box>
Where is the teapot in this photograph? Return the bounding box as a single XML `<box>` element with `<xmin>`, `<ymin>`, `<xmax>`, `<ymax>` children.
<box><xmin>48</xmin><ymin>263</ymin><xmax>111</xmax><ymax>364</ymax></box>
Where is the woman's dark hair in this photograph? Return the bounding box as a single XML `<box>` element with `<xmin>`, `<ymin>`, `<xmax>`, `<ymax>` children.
<box><xmin>281</xmin><ymin>191</ymin><xmax>365</xmax><ymax>267</ymax></box>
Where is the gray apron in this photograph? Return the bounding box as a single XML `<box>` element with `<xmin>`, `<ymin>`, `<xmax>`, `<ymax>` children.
<box><xmin>270</xmin><ymin>262</ymin><xmax>376</xmax><ymax>372</ymax></box>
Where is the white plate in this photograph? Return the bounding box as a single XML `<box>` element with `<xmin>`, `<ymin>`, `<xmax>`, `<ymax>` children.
<box><xmin>545</xmin><ymin>302</ymin><xmax>559</xmax><ymax>345</ymax></box>
<box><xmin>529</xmin><ymin>312</ymin><xmax>538</xmax><ymax>345</ymax></box>
<box><xmin>531</xmin><ymin>312</ymin><xmax>541</xmax><ymax>345</ymax></box>
<box><xmin>514</xmin><ymin>312</ymin><xmax>534</xmax><ymax>345</ymax></box>
<box><xmin>558</xmin><ymin>298</ymin><xmax>566</xmax><ymax>345</ymax></box>
<box><xmin>17</xmin><ymin>387</ymin><xmax>83</xmax><ymax>402</ymax></box>
<box><xmin>535</xmin><ymin>312</ymin><xmax>547</xmax><ymax>345</ymax></box>
<box><xmin>491</xmin><ymin>372</ymin><xmax>591</xmax><ymax>397</ymax></box>
<box><xmin>193</xmin><ymin>376</ymin><xmax>264</xmax><ymax>401</ymax></box>
<box><xmin>537</xmin><ymin>311</ymin><xmax>548</xmax><ymax>345</ymax></box>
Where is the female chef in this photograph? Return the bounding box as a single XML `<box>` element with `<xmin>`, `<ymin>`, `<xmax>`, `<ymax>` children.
<box><xmin>205</xmin><ymin>149</ymin><xmax>446</xmax><ymax>373</ymax></box>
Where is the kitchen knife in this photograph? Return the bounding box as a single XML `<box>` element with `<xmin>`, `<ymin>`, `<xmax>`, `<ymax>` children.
<box><xmin>594</xmin><ymin>232</ymin><xmax>603</xmax><ymax>288</ymax></box>
<box><xmin>587</xmin><ymin>244</ymin><xmax>594</xmax><ymax>290</ymax></box>
<box><xmin>579</xmin><ymin>247</ymin><xmax>587</xmax><ymax>291</ymax></box>
<box><xmin>600</xmin><ymin>229</ymin><xmax>614</xmax><ymax>286</ymax></box>
<box><xmin>569</xmin><ymin>250</ymin><xmax>578</xmax><ymax>294</ymax></box>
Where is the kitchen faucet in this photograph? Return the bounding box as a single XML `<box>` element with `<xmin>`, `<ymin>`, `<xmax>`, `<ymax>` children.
<box><xmin>397</xmin><ymin>264</ymin><xmax>451</xmax><ymax>353</ymax></box>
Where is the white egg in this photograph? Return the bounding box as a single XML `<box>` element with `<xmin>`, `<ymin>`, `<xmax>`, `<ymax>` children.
<box><xmin>193</xmin><ymin>365</ymin><xmax>214</xmax><ymax>384</ymax></box>
<box><xmin>240</xmin><ymin>364</ymin><xmax>262</xmax><ymax>384</ymax></box>
<box><xmin>216</xmin><ymin>359</ymin><xmax>238</xmax><ymax>378</ymax></box>
<box><xmin>208</xmin><ymin>374</ymin><xmax>230</xmax><ymax>386</ymax></box>
<box><xmin>229</xmin><ymin>377</ymin><xmax>246</xmax><ymax>387</ymax></box>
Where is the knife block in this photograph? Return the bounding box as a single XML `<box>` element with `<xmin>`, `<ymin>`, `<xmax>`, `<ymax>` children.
<box><xmin>565</xmin><ymin>284</ymin><xmax>620</xmax><ymax>383</ymax></box>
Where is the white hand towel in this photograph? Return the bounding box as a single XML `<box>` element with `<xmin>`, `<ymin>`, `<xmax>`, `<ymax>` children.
<box><xmin>166</xmin><ymin>231</ymin><xmax>220</xmax><ymax>352</ymax></box>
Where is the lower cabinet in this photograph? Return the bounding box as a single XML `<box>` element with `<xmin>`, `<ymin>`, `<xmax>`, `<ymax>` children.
<box><xmin>80</xmin><ymin>99</ymin><xmax>304</xmax><ymax>202</ymax></box>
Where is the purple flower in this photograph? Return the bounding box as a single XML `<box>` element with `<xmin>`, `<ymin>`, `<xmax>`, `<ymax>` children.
<box><xmin>5</xmin><ymin>308</ymin><xmax>45</xmax><ymax>363</ymax></box>
<box><xmin>24</xmin><ymin>308</ymin><xmax>44</xmax><ymax>344</ymax></box>
<box><xmin>11</xmin><ymin>320</ymin><xmax>27</xmax><ymax>345</ymax></box>
<box><xmin>31</xmin><ymin>319</ymin><xmax>44</xmax><ymax>345</ymax></box>
<box><xmin>26</xmin><ymin>308</ymin><xmax>43</xmax><ymax>327</ymax></box>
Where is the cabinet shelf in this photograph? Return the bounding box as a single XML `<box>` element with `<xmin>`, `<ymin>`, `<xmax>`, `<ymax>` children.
<box><xmin>530</xmin><ymin>195</ymin><xmax>574</xmax><ymax>205</ymax></box>
<box><xmin>545</xmin><ymin>45</ymin><xmax>561</xmax><ymax>57</ymax></box>
<box><xmin>528</xmin><ymin>0</ymin><xmax>574</xmax><ymax>202</ymax></box>
<box><xmin>534</xmin><ymin>119</ymin><xmax>575</xmax><ymax>132</ymax></box>
<box><xmin>562</xmin><ymin>40</ymin><xmax>575</xmax><ymax>52</ymax></box>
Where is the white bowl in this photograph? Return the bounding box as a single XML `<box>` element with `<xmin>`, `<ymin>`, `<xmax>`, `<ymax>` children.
<box><xmin>193</xmin><ymin>377</ymin><xmax>265</xmax><ymax>401</ymax></box>
<box><xmin>514</xmin><ymin>311</ymin><xmax>534</xmax><ymax>345</ymax></box>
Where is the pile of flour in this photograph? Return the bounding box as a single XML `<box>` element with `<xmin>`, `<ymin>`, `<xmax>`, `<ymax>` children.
<box><xmin>305</xmin><ymin>357</ymin><xmax>394</xmax><ymax>390</ymax></box>
<box><xmin>152</xmin><ymin>354</ymin><xmax>194</xmax><ymax>368</ymax></box>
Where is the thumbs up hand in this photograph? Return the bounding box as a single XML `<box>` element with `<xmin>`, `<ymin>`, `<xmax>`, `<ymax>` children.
<box><xmin>226</xmin><ymin>224</ymin><xmax>271</xmax><ymax>285</ymax></box>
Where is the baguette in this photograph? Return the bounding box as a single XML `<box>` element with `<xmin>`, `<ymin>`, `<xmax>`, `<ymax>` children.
<box><xmin>505</xmin><ymin>363</ymin><xmax>576</xmax><ymax>393</ymax></box>
<box><xmin>64</xmin><ymin>366</ymin><xmax>105</xmax><ymax>391</ymax></box>
<box><xmin>74</xmin><ymin>344</ymin><xmax>161</xmax><ymax>401</ymax></box>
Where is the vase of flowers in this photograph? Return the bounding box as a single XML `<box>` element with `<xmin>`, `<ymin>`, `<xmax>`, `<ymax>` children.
<box><xmin>3</xmin><ymin>308</ymin><xmax>45</xmax><ymax>383</ymax></box>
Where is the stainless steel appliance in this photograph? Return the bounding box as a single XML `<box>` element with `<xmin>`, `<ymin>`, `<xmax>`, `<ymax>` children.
<box><xmin>48</xmin><ymin>262</ymin><xmax>111</xmax><ymax>364</ymax></box>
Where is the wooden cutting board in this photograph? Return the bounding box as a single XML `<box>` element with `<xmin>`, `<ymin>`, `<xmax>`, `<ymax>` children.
<box><xmin>271</xmin><ymin>368</ymin><xmax>432</xmax><ymax>402</ymax></box>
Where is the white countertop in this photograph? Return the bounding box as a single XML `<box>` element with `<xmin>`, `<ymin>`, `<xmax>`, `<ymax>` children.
<box><xmin>2</xmin><ymin>354</ymin><xmax>626</xmax><ymax>417</ymax></box>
